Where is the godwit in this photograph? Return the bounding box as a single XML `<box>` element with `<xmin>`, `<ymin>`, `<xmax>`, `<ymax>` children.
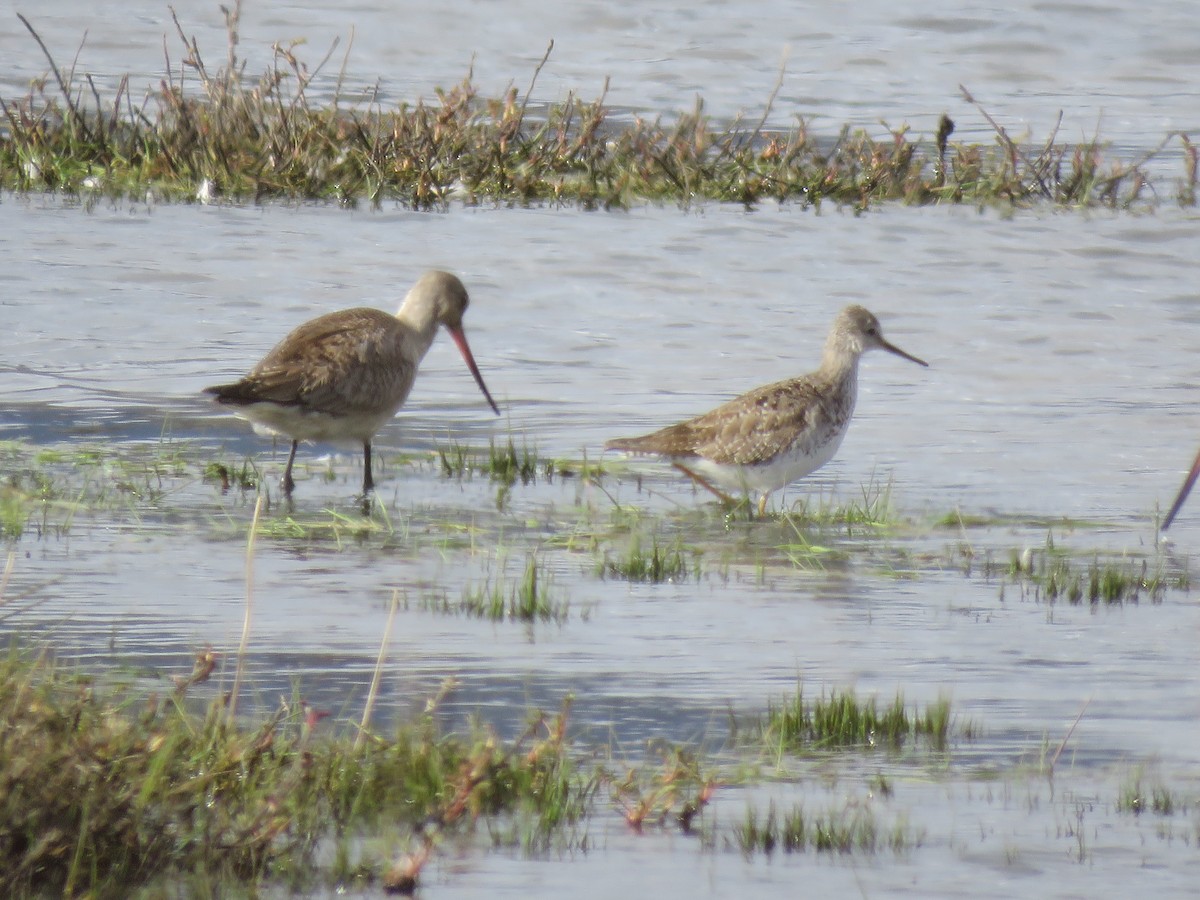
<box><xmin>605</xmin><ymin>305</ymin><xmax>927</xmax><ymax>516</ymax></box>
<box><xmin>205</xmin><ymin>270</ymin><xmax>499</xmax><ymax>495</ymax></box>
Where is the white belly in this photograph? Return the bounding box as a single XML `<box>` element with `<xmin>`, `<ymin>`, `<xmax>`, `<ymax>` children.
<box><xmin>687</xmin><ymin>427</ymin><xmax>848</xmax><ymax>494</ymax></box>
<box><xmin>233</xmin><ymin>402</ymin><xmax>398</xmax><ymax>445</ymax></box>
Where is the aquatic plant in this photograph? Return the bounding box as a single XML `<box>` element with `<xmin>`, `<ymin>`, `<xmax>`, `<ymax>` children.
<box><xmin>1</xmin><ymin>7</ymin><xmax>1190</xmax><ymax>210</ymax></box>
<box><xmin>609</xmin><ymin>745</ymin><xmax>717</xmax><ymax>833</ymax></box>
<box><xmin>424</xmin><ymin>555</ymin><xmax>570</xmax><ymax>624</ymax></box>
<box><xmin>783</xmin><ymin>476</ymin><xmax>897</xmax><ymax>530</ymax></box>
<box><xmin>437</xmin><ymin>439</ymin><xmax>471</xmax><ymax>479</ymax></box>
<box><xmin>486</xmin><ymin>437</ymin><xmax>539</xmax><ymax>487</ymax></box>
<box><xmin>251</xmin><ymin>504</ymin><xmax>398</xmax><ymax>547</ymax></box>
<box><xmin>761</xmin><ymin>685</ymin><xmax>956</xmax><ymax>753</ymax></box>
<box><xmin>203</xmin><ymin>458</ymin><xmax>259</xmax><ymax>491</ymax></box>
<box><xmin>1007</xmin><ymin>546</ymin><xmax>1178</xmax><ymax>605</ymax></box>
<box><xmin>436</xmin><ymin>437</ymin><xmax>539</xmax><ymax>488</ymax></box>
<box><xmin>1115</xmin><ymin>768</ymin><xmax>1187</xmax><ymax>817</ymax></box>
<box><xmin>598</xmin><ymin>534</ymin><xmax>694</xmax><ymax>583</ymax></box>
<box><xmin>734</xmin><ymin>799</ymin><xmax>920</xmax><ymax>856</ymax></box>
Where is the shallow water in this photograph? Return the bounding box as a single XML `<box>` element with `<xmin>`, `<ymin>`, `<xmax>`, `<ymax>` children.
<box><xmin>4</xmin><ymin>1</ymin><xmax>1200</xmax><ymax>896</ymax></box>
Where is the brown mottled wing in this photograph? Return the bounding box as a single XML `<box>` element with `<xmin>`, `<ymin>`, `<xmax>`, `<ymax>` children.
<box><xmin>208</xmin><ymin>308</ymin><xmax>411</xmax><ymax>415</ymax></box>
<box><xmin>608</xmin><ymin>375</ymin><xmax>839</xmax><ymax>466</ymax></box>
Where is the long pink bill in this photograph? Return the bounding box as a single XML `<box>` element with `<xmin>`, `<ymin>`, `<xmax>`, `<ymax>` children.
<box><xmin>447</xmin><ymin>325</ymin><xmax>501</xmax><ymax>415</ymax></box>
<box><xmin>1161</xmin><ymin>446</ymin><xmax>1200</xmax><ymax>530</ymax></box>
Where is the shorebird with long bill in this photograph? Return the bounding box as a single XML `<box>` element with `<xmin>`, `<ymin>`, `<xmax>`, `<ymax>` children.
<box><xmin>605</xmin><ymin>305</ymin><xmax>928</xmax><ymax>516</ymax></box>
<box><xmin>205</xmin><ymin>270</ymin><xmax>500</xmax><ymax>495</ymax></box>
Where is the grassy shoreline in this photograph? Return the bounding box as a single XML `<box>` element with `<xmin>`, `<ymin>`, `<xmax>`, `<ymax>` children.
<box><xmin>2</xmin><ymin>6</ymin><xmax>1195</xmax><ymax>211</ymax></box>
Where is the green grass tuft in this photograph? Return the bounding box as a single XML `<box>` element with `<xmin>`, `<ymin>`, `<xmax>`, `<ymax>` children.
<box><xmin>486</xmin><ymin>438</ymin><xmax>539</xmax><ymax>487</ymax></box>
<box><xmin>1115</xmin><ymin>768</ymin><xmax>1188</xmax><ymax>817</ymax></box>
<box><xmin>598</xmin><ymin>535</ymin><xmax>694</xmax><ymax>583</ymax></box>
<box><xmin>762</xmin><ymin>685</ymin><xmax>957</xmax><ymax>752</ymax></box>
<box><xmin>426</xmin><ymin>556</ymin><xmax>570</xmax><ymax>624</ymax></box>
<box><xmin>1008</xmin><ymin>546</ymin><xmax>1175</xmax><ymax>605</ymax></box>
<box><xmin>734</xmin><ymin>799</ymin><xmax>920</xmax><ymax>856</ymax></box>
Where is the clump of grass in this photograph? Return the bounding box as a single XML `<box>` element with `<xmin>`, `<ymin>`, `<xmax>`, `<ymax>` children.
<box><xmin>734</xmin><ymin>799</ymin><xmax>920</xmax><ymax>855</ymax></box>
<box><xmin>437</xmin><ymin>439</ymin><xmax>471</xmax><ymax>479</ymax></box>
<box><xmin>2</xmin><ymin>461</ymin><xmax>79</xmax><ymax>539</ymax></box>
<box><xmin>486</xmin><ymin>437</ymin><xmax>538</xmax><ymax>487</ymax></box>
<box><xmin>1008</xmin><ymin>547</ymin><xmax>1177</xmax><ymax>605</ymax></box>
<box><xmin>609</xmin><ymin>745</ymin><xmax>716</xmax><ymax>833</ymax></box>
<box><xmin>0</xmin><ymin>487</ymin><xmax>33</xmax><ymax>540</ymax></box>
<box><xmin>1116</xmin><ymin>769</ymin><xmax>1186</xmax><ymax>817</ymax></box>
<box><xmin>598</xmin><ymin>535</ymin><xmax>694</xmax><ymax>583</ymax></box>
<box><xmin>0</xmin><ymin>646</ymin><xmax>594</xmax><ymax>897</ymax></box>
<box><xmin>436</xmin><ymin>438</ymin><xmax>539</xmax><ymax>488</ymax></box>
<box><xmin>761</xmin><ymin>685</ymin><xmax>956</xmax><ymax>753</ymax></box>
<box><xmin>2</xmin><ymin>10</ymin><xmax>1190</xmax><ymax>210</ymax></box>
<box><xmin>203</xmin><ymin>459</ymin><xmax>259</xmax><ymax>491</ymax></box>
<box><xmin>426</xmin><ymin>556</ymin><xmax>570</xmax><ymax>624</ymax></box>
<box><xmin>786</xmin><ymin>477</ymin><xmax>897</xmax><ymax>529</ymax></box>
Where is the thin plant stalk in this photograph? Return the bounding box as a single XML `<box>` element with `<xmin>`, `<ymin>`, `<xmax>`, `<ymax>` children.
<box><xmin>0</xmin><ymin>551</ymin><xmax>14</xmax><ymax>603</ymax></box>
<box><xmin>356</xmin><ymin>587</ymin><xmax>400</xmax><ymax>750</ymax></box>
<box><xmin>1050</xmin><ymin>695</ymin><xmax>1092</xmax><ymax>771</ymax></box>
<box><xmin>229</xmin><ymin>493</ymin><xmax>263</xmax><ymax>722</ymax></box>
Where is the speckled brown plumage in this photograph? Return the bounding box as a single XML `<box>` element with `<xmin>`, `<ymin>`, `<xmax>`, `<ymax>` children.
<box><xmin>606</xmin><ymin>304</ymin><xmax>927</xmax><ymax>516</ymax></box>
<box><xmin>206</xmin><ymin>270</ymin><xmax>499</xmax><ymax>495</ymax></box>
<box><xmin>608</xmin><ymin>372</ymin><xmax>854</xmax><ymax>468</ymax></box>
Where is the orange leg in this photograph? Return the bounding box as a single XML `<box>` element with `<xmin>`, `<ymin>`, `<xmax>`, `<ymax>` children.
<box><xmin>673</xmin><ymin>463</ymin><xmax>736</xmax><ymax>506</ymax></box>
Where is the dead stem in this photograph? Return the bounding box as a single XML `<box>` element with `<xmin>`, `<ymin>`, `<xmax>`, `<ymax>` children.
<box><xmin>357</xmin><ymin>587</ymin><xmax>401</xmax><ymax>750</ymax></box>
<box><xmin>1050</xmin><ymin>695</ymin><xmax>1092</xmax><ymax>771</ymax></box>
<box><xmin>229</xmin><ymin>492</ymin><xmax>263</xmax><ymax>721</ymax></box>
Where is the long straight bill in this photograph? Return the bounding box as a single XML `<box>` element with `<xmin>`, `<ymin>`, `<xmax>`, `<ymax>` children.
<box><xmin>880</xmin><ymin>337</ymin><xmax>929</xmax><ymax>368</ymax></box>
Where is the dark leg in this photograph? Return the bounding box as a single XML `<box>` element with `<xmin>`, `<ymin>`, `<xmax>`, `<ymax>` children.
<box><xmin>282</xmin><ymin>439</ymin><xmax>298</xmax><ymax>494</ymax></box>
<box><xmin>363</xmin><ymin>441</ymin><xmax>375</xmax><ymax>493</ymax></box>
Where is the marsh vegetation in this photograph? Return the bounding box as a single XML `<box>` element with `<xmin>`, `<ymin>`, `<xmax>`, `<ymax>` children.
<box><xmin>2</xmin><ymin>7</ymin><xmax>1196</xmax><ymax>212</ymax></box>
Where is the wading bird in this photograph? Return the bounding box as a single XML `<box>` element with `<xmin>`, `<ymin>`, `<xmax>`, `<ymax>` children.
<box><xmin>205</xmin><ymin>270</ymin><xmax>499</xmax><ymax>495</ymax></box>
<box><xmin>606</xmin><ymin>305</ymin><xmax>928</xmax><ymax>516</ymax></box>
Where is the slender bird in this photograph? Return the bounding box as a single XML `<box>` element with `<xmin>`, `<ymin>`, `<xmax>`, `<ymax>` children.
<box><xmin>205</xmin><ymin>270</ymin><xmax>500</xmax><ymax>495</ymax></box>
<box><xmin>1161</xmin><ymin>449</ymin><xmax>1200</xmax><ymax>530</ymax></box>
<box><xmin>605</xmin><ymin>305</ymin><xmax>928</xmax><ymax>516</ymax></box>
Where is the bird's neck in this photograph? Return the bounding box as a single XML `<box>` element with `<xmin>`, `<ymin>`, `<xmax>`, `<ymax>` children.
<box><xmin>819</xmin><ymin>346</ymin><xmax>863</xmax><ymax>384</ymax></box>
<box><xmin>394</xmin><ymin>301</ymin><xmax>441</xmax><ymax>358</ymax></box>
